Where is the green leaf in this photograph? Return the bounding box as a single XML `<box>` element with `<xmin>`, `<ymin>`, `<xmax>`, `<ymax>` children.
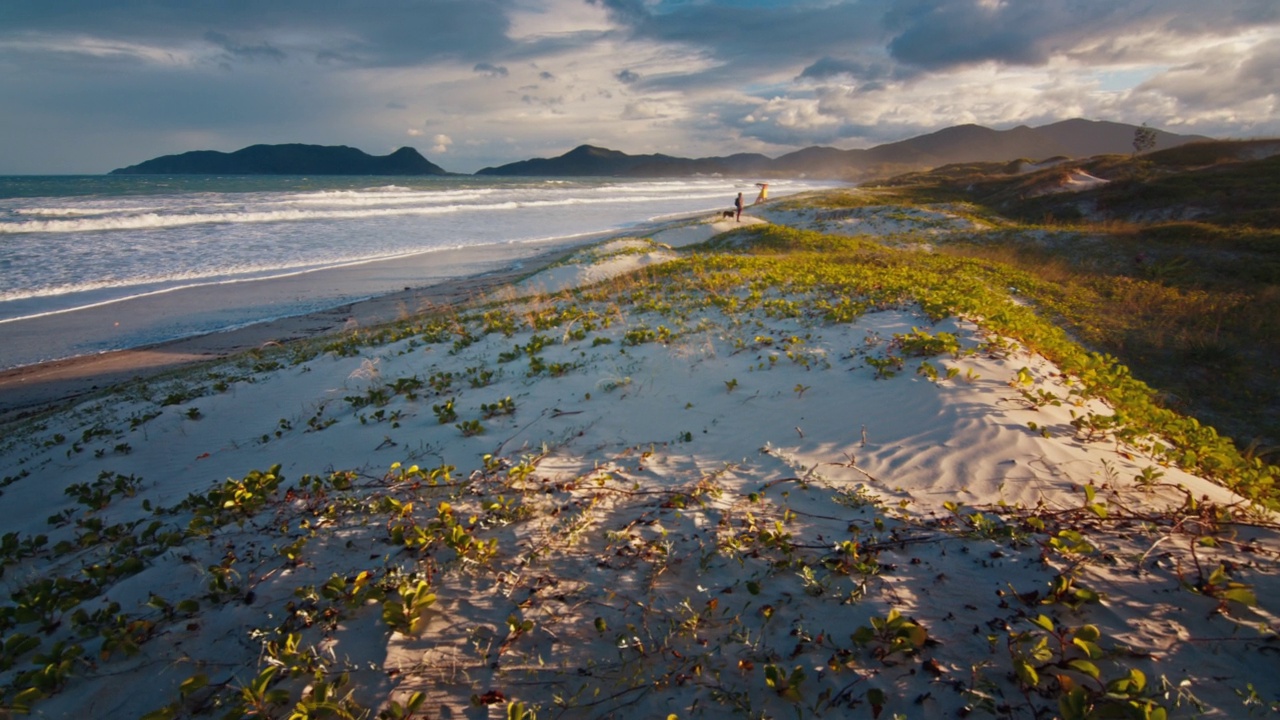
<box><xmin>1072</xmin><ymin>638</ymin><xmax>1104</xmax><ymax>660</ymax></box>
<box><xmin>866</xmin><ymin>687</ymin><xmax>886</xmax><ymax>715</ymax></box>
<box><xmin>180</xmin><ymin>673</ymin><xmax>209</xmax><ymax>698</ymax></box>
<box><xmin>1208</xmin><ymin>564</ymin><xmax>1228</xmax><ymax>585</ymax></box>
<box><xmin>1066</xmin><ymin>659</ymin><xmax>1100</xmax><ymax>679</ymax></box>
<box><xmin>13</xmin><ymin>685</ymin><xmax>46</xmax><ymax>708</ymax></box>
<box><xmin>1223</xmin><ymin>587</ymin><xmax>1257</xmax><ymax>607</ymax></box>
<box><xmin>902</xmin><ymin>623</ymin><xmax>927</xmax><ymax>648</ymax></box>
<box><xmin>1073</xmin><ymin>587</ymin><xmax>1101</xmax><ymax>604</ymax></box>
<box><xmin>1058</xmin><ymin>687</ymin><xmax>1089</xmax><ymax>720</ymax></box>
<box><xmin>1014</xmin><ymin>659</ymin><xmax>1039</xmax><ymax>688</ymax></box>
<box><xmin>1030</xmin><ymin>614</ymin><xmax>1055</xmax><ymax>632</ymax></box>
<box><xmin>1074</xmin><ymin>624</ymin><xmax>1101</xmax><ymax>642</ymax></box>
<box><xmin>851</xmin><ymin>626</ymin><xmax>875</xmax><ymax>645</ymax></box>
<box><xmin>1127</xmin><ymin>668</ymin><xmax>1147</xmax><ymax>693</ymax></box>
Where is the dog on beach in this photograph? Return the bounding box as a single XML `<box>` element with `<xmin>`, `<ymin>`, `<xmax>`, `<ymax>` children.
<box><xmin>721</xmin><ymin>210</ymin><xmax>735</xmax><ymax>219</ymax></box>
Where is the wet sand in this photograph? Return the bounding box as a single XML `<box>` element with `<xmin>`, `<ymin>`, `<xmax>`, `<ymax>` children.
<box><xmin>0</xmin><ymin>241</ymin><xmax>583</xmax><ymax>424</ymax></box>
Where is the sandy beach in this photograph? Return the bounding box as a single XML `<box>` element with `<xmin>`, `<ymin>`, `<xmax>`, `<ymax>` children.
<box><xmin>0</xmin><ymin>207</ymin><xmax>1275</xmax><ymax>719</ymax></box>
<box><xmin>0</xmin><ymin>238</ymin><xmax>589</xmax><ymax>424</ymax></box>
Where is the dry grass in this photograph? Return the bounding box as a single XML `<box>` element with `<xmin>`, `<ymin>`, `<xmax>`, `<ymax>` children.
<box><xmin>846</xmin><ymin>142</ymin><xmax>1280</xmax><ymax>453</ymax></box>
<box><xmin>936</xmin><ymin>240</ymin><xmax>1280</xmax><ymax>453</ymax></box>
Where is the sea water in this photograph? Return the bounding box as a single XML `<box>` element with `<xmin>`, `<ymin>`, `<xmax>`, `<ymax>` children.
<box><xmin>0</xmin><ymin>175</ymin><xmax>837</xmax><ymax>368</ymax></box>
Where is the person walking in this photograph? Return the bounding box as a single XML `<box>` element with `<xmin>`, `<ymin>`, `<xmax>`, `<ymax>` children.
<box><xmin>735</xmin><ymin>192</ymin><xmax>745</xmax><ymax>222</ymax></box>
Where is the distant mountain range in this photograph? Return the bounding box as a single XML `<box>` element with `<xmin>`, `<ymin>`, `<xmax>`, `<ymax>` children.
<box><xmin>474</xmin><ymin>145</ymin><xmax>777</xmax><ymax>178</ymax></box>
<box><xmin>110</xmin><ymin>119</ymin><xmax>1211</xmax><ymax>180</ymax></box>
<box><xmin>109</xmin><ymin>144</ymin><xmax>449</xmax><ymax>176</ymax></box>
<box><xmin>478</xmin><ymin>120</ymin><xmax>1209</xmax><ymax>179</ymax></box>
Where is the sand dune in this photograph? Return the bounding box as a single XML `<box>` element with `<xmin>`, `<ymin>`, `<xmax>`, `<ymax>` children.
<box><xmin>0</xmin><ymin>208</ymin><xmax>1275</xmax><ymax>719</ymax></box>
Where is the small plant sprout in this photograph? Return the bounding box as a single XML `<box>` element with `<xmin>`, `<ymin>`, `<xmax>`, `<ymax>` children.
<box><xmin>852</xmin><ymin>609</ymin><xmax>929</xmax><ymax>662</ymax></box>
<box><xmin>793</xmin><ymin>383</ymin><xmax>810</xmax><ymax>398</ymax></box>
<box><xmin>724</xmin><ymin>378</ymin><xmax>739</xmax><ymax>393</ymax></box>
<box><xmin>382</xmin><ymin>580</ymin><xmax>436</xmax><ymax>636</ymax></box>
<box><xmin>764</xmin><ymin>664</ymin><xmax>806</xmax><ymax>702</ymax></box>
<box><xmin>433</xmin><ymin>398</ymin><xmax>458</xmax><ymax>424</ymax></box>
<box><xmin>457</xmin><ymin>419</ymin><xmax>485</xmax><ymax>437</ymax></box>
<box><xmin>481</xmin><ymin>396</ymin><xmax>516</xmax><ymax>418</ymax></box>
<box><xmin>1134</xmin><ymin>465</ymin><xmax>1165</xmax><ymax>489</ymax></box>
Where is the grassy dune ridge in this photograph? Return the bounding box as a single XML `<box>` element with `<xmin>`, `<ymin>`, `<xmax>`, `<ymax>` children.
<box><xmin>841</xmin><ymin>143</ymin><xmax>1280</xmax><ymax>453</ymax></box>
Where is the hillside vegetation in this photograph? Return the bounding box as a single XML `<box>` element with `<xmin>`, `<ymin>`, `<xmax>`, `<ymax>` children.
<box><xmin>804</xmin><ymin>139</ymin><xmax>1280</xmax><ymax>454</ymax></box>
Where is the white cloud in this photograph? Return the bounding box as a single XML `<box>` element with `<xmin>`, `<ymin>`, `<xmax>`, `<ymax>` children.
<box><xmin>432</xmin><ymin>134</ymin><xmax>453</xmax><ymax>153</ymax></box>
<box><xmin>506</xmin><ymin>0</ymin><xmax>615</xmax><ymax>40</ymax></box>
<box><xmin>0</xmin><ymin>32</ymin><xmax>202</xmax><ymax>65</ymax></box>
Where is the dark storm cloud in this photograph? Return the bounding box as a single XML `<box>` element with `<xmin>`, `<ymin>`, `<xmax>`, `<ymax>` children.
<box><xmin>883</xmin><ymin>0</ymin><xmax>1280</xmax><ymax>71</ymax></box>
<box><xmin>590</xmin><ymin>0</ymin><xmax>1279</xmax><ymax>82</ymax></box>
<box><xmin>474</xmin><ymin>62</ymin><xmax>510</xmax><ymax>77</ymax></box>
<box><xmin>588</xmin><ymin>0</ymin><xmax>890</xmax><ymax>79</ymax></box>
<box><xmin>884</xmin><ymin>1</ymin><xmax>1049</xmax><ymax>69</ymax></box>
<box><xmin>203</xmin><ymin>31</ymin><xmax>286</xmax><ymax>63</ymax></box>
<box><xmin>797</xmin><ymin>57</ymin><xmax>904</xmax><ymax>87</ymax></box>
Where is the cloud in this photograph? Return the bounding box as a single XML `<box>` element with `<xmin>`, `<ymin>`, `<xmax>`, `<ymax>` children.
<box><xmin>1</xmin><ymin>0</ymin><xmax>1278</xmax><ymax>173</ymax></box>
<box><xmin>882</xmin><ymin>0</ymin><xmax>1280</xmax><ymax>72</ymax></box>
<box><xmin>473</xmin><ymin>62</ymin><xmax>510</xmax><ymax>77</ymax></box>
<box><xmin>202</xmin><ymin>31</ymin><xmax>286</xmax><ymax>63</ymax></box>
<box><xmin>3</xmin><ymin>0</ymin><xmax>518</xmax><ymax>69</ymax></box>
<box><xmin>621</xmin><ymin>99</ymin><xmax>669</xmax><ymax>120</ymax></box>
<box><xmin>1136</xmin><ymin>36</ymin><xmax>1280</xmax><ymax>110</ymax></box>
<box><xmin>431</xmin><ymin>134</ymin><xmax>452</xmax><ymax>153</ymax></box>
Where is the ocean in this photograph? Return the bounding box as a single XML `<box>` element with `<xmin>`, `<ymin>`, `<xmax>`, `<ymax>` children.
<box><xmin>0</xmin><ymin>175</ymin><xmax>838</xmax><ymax>369</ymax></box>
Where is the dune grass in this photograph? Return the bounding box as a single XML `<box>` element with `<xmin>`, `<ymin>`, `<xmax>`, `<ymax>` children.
<box><xmin>839</xmin><ymin>147</ymin><xmax>1280</xmax><ymax>455</ymax></box>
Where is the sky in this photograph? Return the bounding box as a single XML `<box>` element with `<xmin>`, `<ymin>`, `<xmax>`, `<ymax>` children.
<box><xmin>1</xmin><ymin>0</ymin><xmax>1278</xmax><ymax>174</ymax></box>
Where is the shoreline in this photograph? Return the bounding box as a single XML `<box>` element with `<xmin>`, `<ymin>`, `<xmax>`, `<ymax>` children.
<box><xmin>0</xmin><ymin>207</ymin><xmax>727</xmax><ymax>423</ymax></box>
<box><xmin>0</xmin><ymin>239</ymin><xmax>586</xmax><ymax>424</ymax></box>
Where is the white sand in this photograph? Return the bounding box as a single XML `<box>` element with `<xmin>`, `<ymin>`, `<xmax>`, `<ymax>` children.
<box><xmin>500</xmin><ymin>217</ymin><xmax>761</xmax><ymax>297</ymax></box>
<box><xmin>1029</xmin><ymin>170</ymin><xmax>1112</xmax><ymax>196</ymax></box>
<box><xmin>0</xmin><ymin>210</ymin><xmax>1275</xmax><ymax>719</ymax></box>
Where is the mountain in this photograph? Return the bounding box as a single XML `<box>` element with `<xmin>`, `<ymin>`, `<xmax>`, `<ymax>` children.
<box><xmin>859</xmin><ymin>119</ymin><xmax>1202</xmax><ymax>166</ymax></box>
<box><xmin>109</xmin><ymin>120</ymin><xmax>1213</xmax><ymax>180</ymax></box>
<box><xmin>478</xmin><ymin>120</ymin><xmax>1210</xmax><ymax>180</ymax></box>
<box><xmin>110</xmin><ymin>144</ymin><xmax>449</xmax><ymax>175</ymax></box>
<box><xmin>475</xmin><ymin>145</ymin><xmax>774</xmax><ymax>177</ymax></box>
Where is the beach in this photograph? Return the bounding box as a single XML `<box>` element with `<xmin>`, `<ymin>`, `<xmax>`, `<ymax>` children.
<box><xmin>0</xmin><ymin>235</ymin><xmax>591</xmax><ymax>423</ymax></box>
<box><xmin>0</xmin><ymin>204</ymin><xmax>1276</xmax><ymax>719</ymax></box>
